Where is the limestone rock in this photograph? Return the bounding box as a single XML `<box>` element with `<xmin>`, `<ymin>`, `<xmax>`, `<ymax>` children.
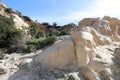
<box><xmin>89</xmin><ymin>57</ymin><xmax>113</xmax><ymax>71</ymax></box>
<box><xmin>81</xmin><ymin>67</ymin><xmax>100</xmax><ymax>80</ymax></box>
<box><xmin>0</xmin><ymin>14</ymin><xmax>120</xmax><ymax>80</ymax></box>
<box><xmin>33</xmin><ymin>24</ymin><xmax>120</xmax><ymax>79</ymax></box>
<box><xmin>0</xmin><ymin>65</ymin><xmax>7</xmax><ymax>75</ymax></box>
<box><xmin>100</xmin><ymin>68</ymin><xmax>113</xmax><ymax>80</ymax></box>
<box><xmin>92</xmin><ymin>19</ymin><xmax>111</xmax><ymax>36</ymax></box>
<box><xmin>79</xmin><ymin>17</ymin><xmax>120</xmax><ymax>42</ymax></box>
<box><xmin>68</xmin><ymin>72</ymin><xmax>80</xmax><ymax>80</ymax></box>
<box><xmin>34</xmin><ymin>38</ymin><xmax>77</xmax><ymax>69</ymax></box>
<box><xmin>78</xmin><ymin>18</ymin><xmax>98</xmax><ymax>27</ymax></box>
<box><xmin>71</xmin><ymin>31</ymin><xmax>95</xmax><ymax>67</ymax></box>
<box><xmin>19</xmin><ymin>58</ymin><xmax>33</xmax><ymax>69</ymax></box>
<box><xmin>34</xmin><ymin>30</ymin><xmax>97</xmax><ymax>69</ymax></box>
<box><xmin>114</xmin><ymin>48</ymin><xmax>120</xmax><ymax>59</ymax></box>
<box><xmin>103</xmin><ymin>16</ymin><xmax>120</xmax><ymax>35</ymax></box>
<box><xmin>12</xmin><ymin>14</ymin><xmax>29</xmax><ymax>33</ymax></box>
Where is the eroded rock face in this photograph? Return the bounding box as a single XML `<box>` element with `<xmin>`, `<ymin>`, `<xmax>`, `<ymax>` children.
<box><xmin>79</xmin><ymin>17</ymin><xmax>120</xmax><ymax>42</ymax></box>
<box><xmin>12</xmin><ymin>14</ymin><xmax>29</xmax><ymax>33</ymax></box>
<box><xmin>92</xmin><ymin>19</ymin><xmax>111</xmax><ymax>36</ymax></box>
<box><xmin>1</xmin><ymin>16</ymin><xmax>120</xmax><ymax>80</ymax></box>
<box><xmin>71</xmin><ymin>31</ymin><xmax>96</xmax><ymax>67</ymax></box>
<box><xmin>33</xmin><ymin>20</ymin><xmax>120</xmax><ymax>79</ymax></box>
<box><xmin>92</xmin><ymin>19</ymin><xmax>120</xmax><ymax>42</ymax></box>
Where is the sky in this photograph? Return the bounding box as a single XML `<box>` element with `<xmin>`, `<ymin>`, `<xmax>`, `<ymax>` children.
<box><xmin>2</xmin><ymin>0</ymin><xmax>120</xmax><ymax>26</ymax></box>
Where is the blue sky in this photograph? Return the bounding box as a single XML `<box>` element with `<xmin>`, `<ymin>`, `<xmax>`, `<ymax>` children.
<box><xmin>2</xmin><ymin>0</ymin><xmax>120</xmax><ymax>26</ymax></box>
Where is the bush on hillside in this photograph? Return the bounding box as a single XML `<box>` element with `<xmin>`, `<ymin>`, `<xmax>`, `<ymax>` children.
<box><xmin>23</xmin><ymin>16</ymin><xmax>32</xmax><ymax>22</ymax></box>
<box><xmin>28</xmin><ymin>23</ymin><xmax>44</xmax><ymax>38</ymax></box>
<box><xmin>59</xmin><ymin>31</ymin><xmax>69</xmax><ymax>35</ymax></box>
<box><xmin>0</xmin><ymin>16</ymin><xmax>23</xmax><ymax>50</ymax></box>
<box><xmin>16</xmin><ymin>10</ymin><xmax>22</xmax><ymax>18</ymax></box>
<box><xmin>52</xmin><ymin>30</ymin><xmax>69</xmax><ymax>36</ymax></box>
<box><xmin>26</xmin><ymin>36</ymin><xmax>56</xmax><ymax>52</ymax></box>
<box><xmin>5</xmin><ymin>8</ymin><xmax>12</xmax><ymax>14</ymax></box>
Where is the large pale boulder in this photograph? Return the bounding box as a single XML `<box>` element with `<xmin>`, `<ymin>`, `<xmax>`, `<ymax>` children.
<box><xmin>34</xmin><ymin>38</ymin><xmax>77</xmax><ymax>69</ymax></box>
<box><xmin>34</xmin><ymin>31</ymin><xmax>96</xmax><ymax>69</ymax></box>
<box><xmin>71</xmin><ymin>31</ymin><xmax>96</xmax><ymax>67</ymax></box>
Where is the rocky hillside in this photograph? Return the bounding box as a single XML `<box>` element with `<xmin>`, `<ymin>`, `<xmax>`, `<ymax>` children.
<box><xmin>0</xmin><ymin>2</ymin><xmax>29</xmax><ymax>33</ymax></box>
<box><xmin>0</xmin><ymin>17</ymin><xmax>120</xmax><ymax>80</ymax></box>
<box><xmin>1</xmin><ymin>2</ymin><xmax>120</xmax><ymax>80</ymax></box>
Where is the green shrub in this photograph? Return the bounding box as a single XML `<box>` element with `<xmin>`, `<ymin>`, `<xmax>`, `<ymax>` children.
<box><xmin>5</xmin><ymin>8</ymin><xmax>12</xmax><ymax>14</ymax></box>
<box><xmin>26</xmin><ymin>36</ymin><xmax>56</xmax><ymax>52</ymax></box>
<box><xmin>53</xmin><ymin>31</ymin><xmax>61</xmax><ymax>36</ymax></box>
<box><xmin>52</xmin><ymin>30</ymin><xmax>69</xmax><ymax>36</ymax></box>
<box><xmin>16</xmin><ymin>10</ymin><xmax>22</xmax><ymax>18</ymax></box>
<box><xmin>0</xmin><ymin>16</ymin><xmax>23</xmax><ymax>49</ymax></box>
<box><xmin>25</xmin><ymin>45</ymin><xmax>36</xmax><ymax>53</ymax></box>
<box><xmin>59</xmin><ymin>31</ymin><xmax>69</xmax><ymax>35</ymax></box>
<box><xmin>28</xmin><ymin>23</ymin><xmax>44</xmax><ymax>38</ymax></box>
<box><xmin>0</xmin><ymin>16</ymin><xmax>24</xmax><ymax>53</ymax></box>
<box><xmin>23</xmin><ymin>16</ymin><xmax>32</xmax><ymax>22</ymax></box>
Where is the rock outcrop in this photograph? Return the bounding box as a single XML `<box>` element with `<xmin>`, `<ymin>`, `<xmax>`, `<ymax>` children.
<box><xmin>78</xmin><ymin>16</ymin><xmax>120</xmax><ymax>42</ymax></box>
<box><xmin>0</xmin><ymin>16</ymin><xmax>120</xmax><ymax>80</ymax></box>
<box><xmin>12</xmin><ymin>14</ymin><xmax>29</xmax><ymax>33</ymax></box>
<box><xmin>33</xmin><ymin>18</ymin><xmax>120</xmax><ymax>80</ymax></box>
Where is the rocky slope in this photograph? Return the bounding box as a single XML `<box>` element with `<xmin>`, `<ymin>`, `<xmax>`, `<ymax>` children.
<box><xmin>1</xmin><ymin>3</ymin><xmax>120</xmax><ymax>80</ymax></box>
<box><xmin>0</xmin><ymin>18</ymin><xmax>120</xmax><ymax>80</ymax></box>
<box><xmin>33</xmin><ymin>18</ymin><xmax>120</xmax><ymax>80</ymax></box>
<box><xmin>0</xmin><ymin>2</ymin><xmax>29</xmax><ymax>33</ymax></box>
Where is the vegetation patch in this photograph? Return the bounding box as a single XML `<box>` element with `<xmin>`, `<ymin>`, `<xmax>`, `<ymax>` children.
<box><xmin>26</xmin><ymin>36</ymin><xmax>56</xmax><ymax>52</ymax></box>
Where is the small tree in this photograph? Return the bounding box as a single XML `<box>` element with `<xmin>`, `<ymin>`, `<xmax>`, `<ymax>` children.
<box><xmin>16</xmin><ymin>10</ymin><xmax>22</xmax><ymax>18</ymax></box>
<box><xmin>23</xmin><ymin>16</ymin><xmax>32</xmax><ymax>22</ymax></box>
<box><xmin>5</xmin><ymin>8</ymin><xmax>12</xmax><ymax>14</ymax></box>
<box><xmin>53</xmin><ymin>22</ymin><xmax>57</xmax><ymax>27</ymax></box>
<box><xmin>42</xmin><ymin>22</ymin><xmax>49</xmax><ymax>26</ymax></box>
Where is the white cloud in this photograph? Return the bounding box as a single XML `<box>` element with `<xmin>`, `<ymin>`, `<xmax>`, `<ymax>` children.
<box><xmin>32</xmin><ymin>0</ymin><xmax>120</xmax><ymax>25</ymax></box>
<box><xmin>95</xmin><ymin>0</ymin><xmax>120</xmax><ymax>16</ymax></box>
<box><xmin>66</xmin><ymin>0</ymin><xmax>120</xmax><ymax>20</ymax></box>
